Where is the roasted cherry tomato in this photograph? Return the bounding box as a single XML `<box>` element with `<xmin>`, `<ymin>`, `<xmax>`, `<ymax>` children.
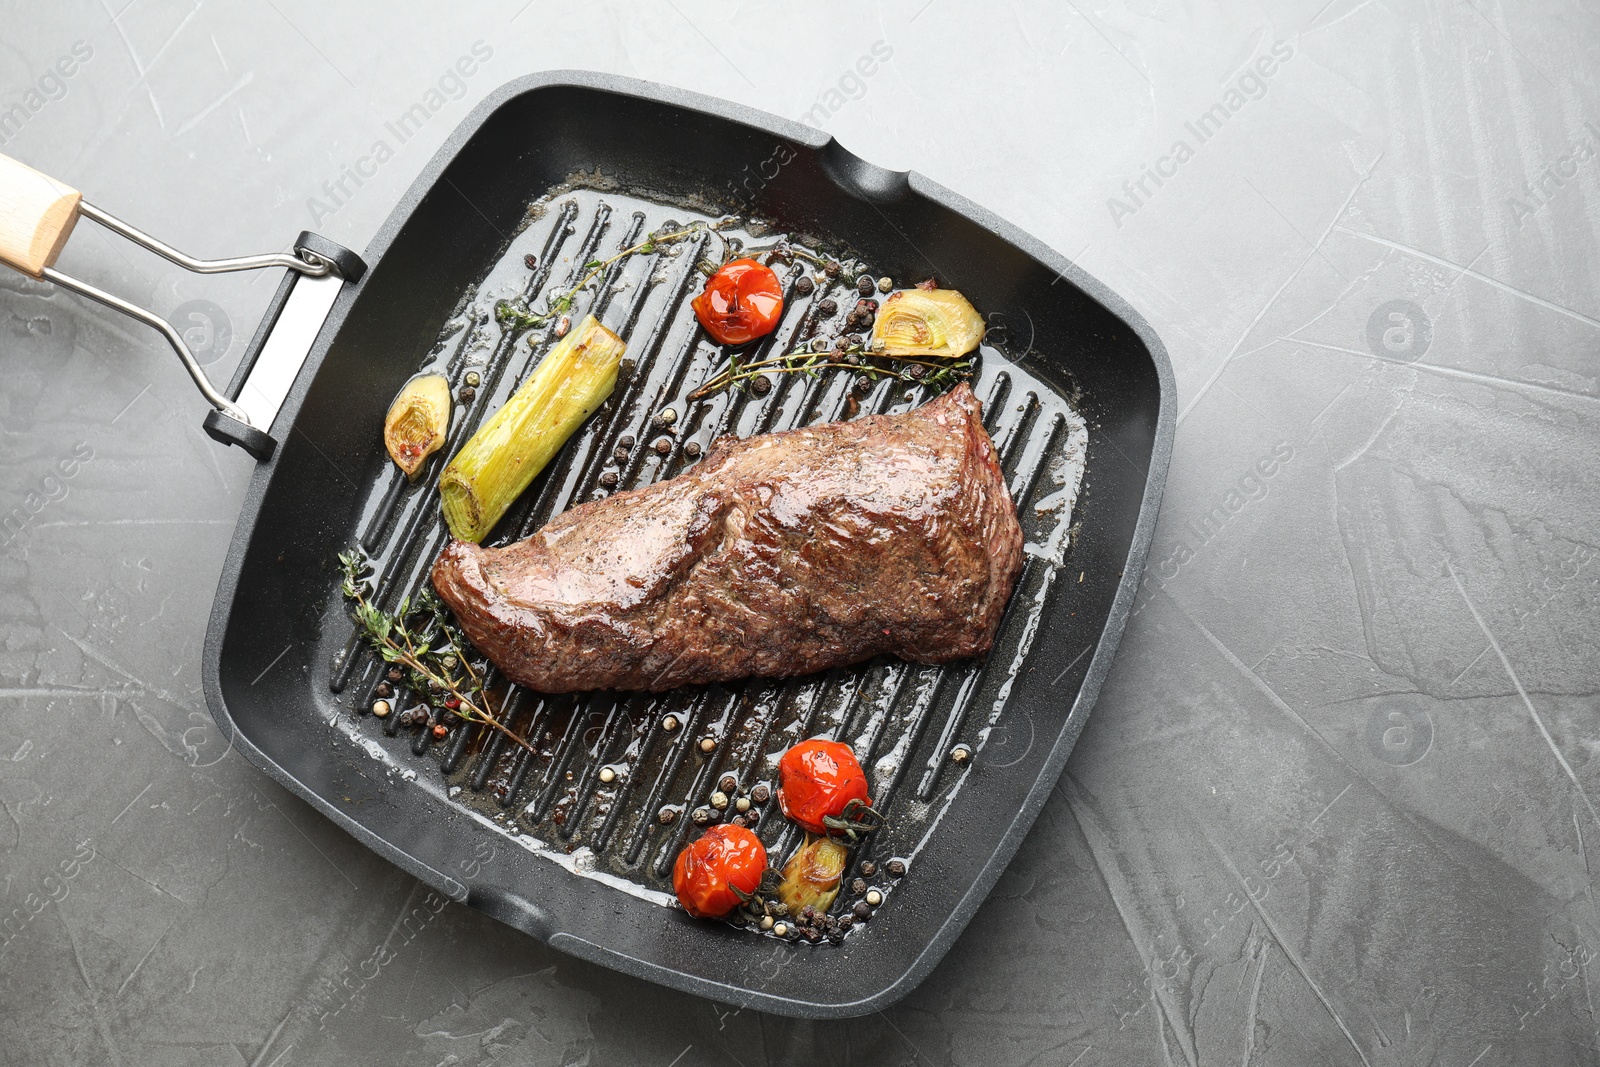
<box><xmin>691</xmin><ymin>258</ymin><xmax>784</xmax><ymax>345</ymax></box>
<box><xmin>672</xmin><ymin>822</ymin><xmax>768</xmax><ymax>919</ymax></box>
<box><xmin>778</xmin><ymin>738</ymin><xmax>872</xmax><ymax>835</ymax></box>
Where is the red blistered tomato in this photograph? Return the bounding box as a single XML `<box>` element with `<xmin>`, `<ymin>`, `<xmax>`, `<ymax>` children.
<box><xmin>673</xmin><ymin>822</ymin><xmax>767</xmax><ymax>919</ymax></box>
<box><xmin>691</xmin><ymin>258</ymin><xmax>784</xmax><ymax>345</ymax></box>
<box><xmin>778</xmin><ymin>738</ymin><xmax>871</xmax><ymax>835</ymax></box>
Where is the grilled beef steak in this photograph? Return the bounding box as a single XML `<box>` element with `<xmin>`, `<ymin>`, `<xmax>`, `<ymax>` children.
<box><xmin>431</xmin><ymin>383</ymin><xmax>1023</xmax><ymax>693</ymax></box>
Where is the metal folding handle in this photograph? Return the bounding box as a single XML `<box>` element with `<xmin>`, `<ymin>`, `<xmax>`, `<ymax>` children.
<box><xmin>0</xmin><ymin>151</ymin><xmax>365</xmax><ymax>461</ymax></box>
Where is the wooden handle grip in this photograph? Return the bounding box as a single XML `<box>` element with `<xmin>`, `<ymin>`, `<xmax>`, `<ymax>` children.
<box><xmin>0</xmin><ymin>153</ymin><xmax>81</xmax><ymax>277</ymax></box>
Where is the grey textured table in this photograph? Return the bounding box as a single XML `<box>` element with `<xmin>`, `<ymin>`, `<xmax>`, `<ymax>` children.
<box><xmin>3</xmin><ymin>1</ymin><xmax>1598</xmax><ymax>1064</ymax></box>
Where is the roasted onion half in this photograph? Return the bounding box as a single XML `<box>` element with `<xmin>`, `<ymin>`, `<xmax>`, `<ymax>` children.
<box><xmin>871</xmin><ymin>288</ymin><xmax>986</xmax><ymax>358</ymax></box>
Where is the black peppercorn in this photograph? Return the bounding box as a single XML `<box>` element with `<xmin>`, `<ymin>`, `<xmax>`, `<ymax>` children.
<box><xmin>719</xmin><ymin>774</ymin><xmax>737</xmax><ymax>793</ymax></box>
<box><xmin>524</xmin><ymin>253</ymin><xmax>538</xmax><ymax>270</ymax></box>
<box><xmin>886</xmin><ymin>859</ymin><xmax>906</xmax><ymax>877</ymax></box>
<box><xmin>600</xmin><ymin>471</ymin><xmax>619</xmax><ymax>487</ymax></box>
<box><xmin>684</xmin><ymin>441</ymin><xmax>702</xmax><ymax>458</ymax></box>
<box><xmin>751</xmin><ymin>376</ymin><xmax>772</xmax><ymax>396</ymax></box>
<box><xmin>766</xmin><ymin>900</ymin><xmax>788</xmax><ymax>917</ymax></box>
<box><xmin>613</xmin><ymin>446</ymin><xmax>630</xmax><ymax>464</ymax></box>
<box><xmin>824</xmin><ymin>260</ymin><xmax>841</xmax><ymax>277</ymax></box>
<box><xmin>795</xmin><ymin>275</ymin><xmax>815</xmax><ymax>295</ymax></box>
<box><xmin>827</xmin><ymin>928</ymin><xmax>846</xmax><ymax>944</ymax></box>
<box><xmin>817</xmin><ymin>298</ymin><xmax>838</xmax><ymax>316</ymax></box>
<box><xmin>859</xmin><ymin>860</ymin><xmax>877</xmax><ymax>878</ymax></box>
<box><xmin>618</xmin><ymin>435</ymin><xmax>634</xmax><ymax>451</ymax></box>
<box><xmin>800</xmin><ymin>905</ymin><xmax>816</xmax><ymax>922</ymax></box>
<box><xmin>854</xmin><ymin>376</ymin><xmax>874</xmax><ymax>396</ymax></box>
<box><xmin>387</xmin><ymin>668</ymin><xmax>403</xmax><ymax>683</ymax></box>
<box><xmin>856</xmin><ymin>298</ymin><xmax>878</xmax><ymax>312</ymax></box>
<box><xmin>375</xmin><ymin>682</ymin><xmax>393</xmax><ymax>698</ymax></box>
<box><xmin>458</xmin><ymin>385</ymin><xmax>476</xmax><ymax>403</ymax></box>
<box><xmin>750</xmin><ymin>783</ymin><xmax>770</xmax><ymax>803</ymax></box>
<box><xmin>908</xmin><ymin>364</ymin><xmax>927</xmax><ymax>380</ymax></box>
<box><xmin>658</xmin><ymin>807</ymin><xmax>677</xmax><ymax>825</ymax></box>
<box><xmin>856</xmin><ymin>274</ymin><xmax>875</xmax><ymax>295</ymax></box>
<box><xmin>851</xmin><ymin>877</ymin><xmax>868</xmax><ymax>895</ymax></box>
<box><xmin>653</xmin><ymin>437</ymin><xmax>672</xmax><ymax>455</ymax></box>
<box><xmin>853</xmin><ymin>901</ymin><xmax>872</xmax><ymax>920</ymax></box>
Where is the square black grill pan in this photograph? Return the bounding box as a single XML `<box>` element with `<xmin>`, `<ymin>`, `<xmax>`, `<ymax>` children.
<box><xmin>200</xmin><ymin>71</ymin><xmax>1174</xmax><ymax>1017</ymax></box>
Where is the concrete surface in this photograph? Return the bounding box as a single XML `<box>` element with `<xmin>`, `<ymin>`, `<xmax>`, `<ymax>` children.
<box><xmin>2</xmin><ymin>1</ymin><xmax>1598</xmax><ymax>1064</ymax></box>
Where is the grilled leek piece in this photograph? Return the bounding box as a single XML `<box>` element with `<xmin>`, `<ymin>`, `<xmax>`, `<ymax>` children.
<box><xmin>440</xmin><ymin>315</ymin><xmax>625</xmax><ymax>543</ymax></box>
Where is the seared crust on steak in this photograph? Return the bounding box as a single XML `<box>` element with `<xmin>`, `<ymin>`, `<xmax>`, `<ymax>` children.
<box><xmin>431</xmin><ymin>383</ymin><xmax>1023</xmax><ymax>693</ymax></box>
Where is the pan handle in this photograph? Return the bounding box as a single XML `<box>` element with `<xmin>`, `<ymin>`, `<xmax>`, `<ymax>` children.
<box><xmin>0</xmin><ymin>151</ymin><xmax>364</xmax><ymax>460</ymax></box>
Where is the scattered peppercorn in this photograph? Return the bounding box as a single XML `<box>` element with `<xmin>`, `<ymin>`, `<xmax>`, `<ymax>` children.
<box><xmin>600</xmin><ymin>471</ymin><xmax>619</xmax><ymax>488</ymax></box>
<box><xmin>524</xmin><ymin>253</ymin><xmax>538</xmax><ymax>270</ymax></box>
<box><xmin>853</xmin><ymin>901</ymin><xmax>872</xmax><ymax>920</ymax></box>
<box><xmin>432</xmin><ymin>723</ymin><xmax>448</xmax><ymax>740</ymax></box>
<box><xmin>817</xmin><ymin>298</ymin><xmax>838</xmax><ymax>316</ymax></box>
<box><xmin>760</xmin><ymin>915</ymin><xmax>774</xmax><ymax>930</ymax></box>
<box><xmin>800</xmin><ymin>905</ymin><xmax>816</xmax><ymax>922</ymax></box>
<box><xmin>661</xmin><ymin>714</ymin><xmax>681</xmax><ymax>732</ymax></box>
<box><xmin>555</xmin><ymin>315</ymin><xmax>571</xmax><ymax>338</ymax></box>
<box><xmin>751</xmin><ymin>375</ymin><xmax>772</xmax><ymax>396</ymax></box>
<box><xmin>877</xmin><ymin>276</ymin><xmax>892</xmax><ymax>293</ymax></box>
<box><xmin>886</xmin><ymin>859</ymin><xmax>906</xmax><ymax>877</ymax></box>
<box><xmin>859</xmin><ymin>860</ymin><xmax>877</xmax><ymax>878</ymax></box>
<box><xmin>735</xmin><ymin>796</ymin><xmax>750</xmax><ymax>813</ymax></box>
<box><xmin>850</xmin><ymin>877</ymin><xmax>868</xmax><ymax>895</ymax></box>
<box><xmin>773</xmin><ymin>922</ymin><xmax>789</xmax><ymax>937</ymax></box>
<box><xmin>766</xmin><ymin>900</ymin><xmax>788</xmax><ymax>917</ymax></box>
<box><xmin>684</xmin><ymin>441</ymin><xmax>702</xmax><ymax>458</ymax></box>
<box><xmin>750</xmin><ymin>783</ymin><xmax>770</xmax><ymax>804</ymax></box>
<box><xmin>444</xmin><ymin>696</ymin><xmax>460</xmax><ymax>710</ymax></box>
<box><xmin>854</xmin><ymin>376</ymin><xmax>874</xmax><ymax>396</ymax></box>
<box><xmin>865</xmin><ymin>888</ymin><xmax>883</xmax><ymax>906</ymax></box>
<box><xmin>794</xmin><ymin>275</ymin><xmax>815</xmax><ymax>295</ymax></box>
<box><xmin>699</xmin><ymin>736</ymin><xmax>718</xmax><ymax>753</ymax></box>
<box><xmin>710</xmin><ymin>791</ymin><xmax>729</xmax><ymax>810</ymax></box>
<box><xmin>659</xmin><ymin>807</ymin><xmax>677</xmax><ymax>825</ymax></box>
<box><xmin>375</xmin><ymin>682</ymin><xmax>393</xmax><ymax>698</ymax></box>
<box><xmin>388</xmin><ymin>668</ymin><xmax>403</xmax><ymax>683</ymax></box>
<box><xmin>692</xmin><ymin>806</ymin><xmax>714</xmax><ymax>826</ymax></box>
<box><xmin>827</xmin><ymin>927</ymin><xmax>846</xmax><ymax>944</ymax></box>
<box><xmin>442</xmin><ymin>712</ymin><xmax>460</xmax><ymax>727</ymax></box>
<box><xmin>824</xmin><ymin>260</ymin><xmax>841</xmax><ymax>277</ymax></box>
<box><xmin>465</xmin><ymin>370</ymin><xmax>481</xmax><ymax>387</ymax></box>
<box><xmin>719</xmin><ymin>774</ymin><xmax>737</xmax><ymax>793</ymax></box>
<box><xmin>659</xmin><ymin>408</ymin><xmax>678</xmax><ymax>426</ymax></box>
<box><xmin>908</xmin><ymin>364</ymin><xmax>927</xmax><ymax>380</ymax></box>
<box><xmin>856</xmin><ymin>298</ymin><xmax>878</xmax><ymax>312</ymax></box>
<box><xmin>599</xmin><ymin>767</ymin><xmax>616</xmax><ymax>784</ymax></box>
<box><xmin>371</xmin><ymin>699</ymin><xmax>391</xmax><ymax>718</ymax></box>
<box><xmin>951</xmin><ymin>744</ymin><xmax>972</xmax><ymax>764</ymax></box>
<box><xmin>856</xmin><ymin>274</ymin><xmax>875</xmax><ymax>295</ymax></box>
<box><xmin>458</xmin><ymin>385</ymin><xmax>477</xmax><ymax>403</ymax></box>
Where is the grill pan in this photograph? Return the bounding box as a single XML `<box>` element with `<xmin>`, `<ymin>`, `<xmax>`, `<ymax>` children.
<box><xmin>0</xmin><ymin>72</ymin><xmax>1173</xmax><ymax>1017</ymax></box>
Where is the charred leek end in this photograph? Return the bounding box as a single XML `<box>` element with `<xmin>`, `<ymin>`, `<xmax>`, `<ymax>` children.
<box><xmin>440</xmin><ymin>316</ymin><xmax>625</xmax><ymax>542</ymax></box>
<box><xmin>775</xmin><ymin>834</ymin><xmax>850</xmax><ymax>915</ymax></box>
<box><xmin>385</xmin><ymin>374</ymin><xmax>452</xmax><ymax>481</ymax></box>
<box><xmin>871</xmin><ymin>288</ymin><xmax>986</xmax><ymax>358</ymax></box>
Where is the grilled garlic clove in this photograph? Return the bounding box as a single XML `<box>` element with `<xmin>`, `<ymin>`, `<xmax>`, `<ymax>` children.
<box><xmin>384</xmin><ymin>373</ymin><xmax>451</xmax><ymax>481</ymax></box>
<box><xmin>870</xmin><ymin>288</ymin><xmax>986</xmax><ymax>358</ymax></box>
<box><xmin>774</xmin><ymin>834</ymin><xmax>851</xmax><ymax>915</ymax></box>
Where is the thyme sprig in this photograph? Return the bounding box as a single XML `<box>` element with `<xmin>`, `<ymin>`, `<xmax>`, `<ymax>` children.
<box><xmin>495</xmin><ymin>220</ymin><xmax>727</xmax><ymax>335</ymax></box>
<box><xmin>689</xmin><ymin>340</ymin><xmax>971</xmax><ymax>401</ymax></box>
<box><xmin>338</xmin><ymin>550</ymin><xmax>536</xmax><ymax>756</ymax></box>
